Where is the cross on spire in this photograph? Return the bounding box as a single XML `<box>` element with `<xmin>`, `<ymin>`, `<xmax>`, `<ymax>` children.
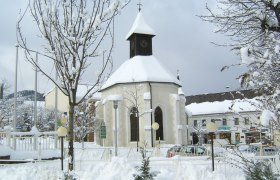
<box><xmin>177</xmin><ymin>69</ymin><xmax>180</xmax><ymax>80</ymax></box>
<box><xmin>137</xmin><ymin>0</ymin><xmax>142</xmax><ymax>12</ymax></box>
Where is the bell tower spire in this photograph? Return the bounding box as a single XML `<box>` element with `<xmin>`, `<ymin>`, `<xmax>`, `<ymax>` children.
<box><xmin>126</xmin><ymin>12</ymin><xmax>156</xmax><ymax>58</ymax></box>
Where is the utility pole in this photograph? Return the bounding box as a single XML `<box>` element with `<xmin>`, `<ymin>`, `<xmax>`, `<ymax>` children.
<box><xmin>34</xmin><ymin>53</ymin><xmax>38</xmax><ymax>128</ymax></box>
<box><xmin>13</xmin><ymin>44</ymin><xmax>19</xmax><ymax>131</ymax></box>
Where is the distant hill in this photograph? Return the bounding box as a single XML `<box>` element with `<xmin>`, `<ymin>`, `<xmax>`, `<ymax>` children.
<box><xmin>185</xmin><ymin>89</ymin><xmax>262</xmax><ymax>105</ymax></box>
<box><xmin>6</xmin><ymin>90</ymin><xmax>45</xmax><ymax>101</ymax></box>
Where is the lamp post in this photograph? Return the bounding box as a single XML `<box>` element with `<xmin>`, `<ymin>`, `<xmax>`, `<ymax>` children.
<box><xmin>206</xmin><ymin>122</ymin><xmax>217</xmax><ymax>172</ymax></box>
<box><xmin>113</xmin><ymin>100</ymin><xmax>119</xmax><ymax>156</ymax></box>
<box><xmin>57</xmin><ymin>126</ymin><xmax>67</xmax><ymax>171</ymax></box>
<box><xmin>152</xmin><ymin>122</ymin><xmax>160</xmax><ymax>149</ymax></box>
<box><xmin>259</xmin><ymin>125</ymin><xmax>263</xmax><ymax>156</ymax></box>
<box><xmin>79</xmin><ymin>112</ymin><xmax>85</xmax><ymax>150</ymax></box>
<box><xmin>108</xmin><ymin>95</ymin><xmax>122</xmax><ymax>157</ymax></box>
<box><xmin>136</xmin><ymin>110</ymin><xmax>139</xmax><ymax>152</ymax></box>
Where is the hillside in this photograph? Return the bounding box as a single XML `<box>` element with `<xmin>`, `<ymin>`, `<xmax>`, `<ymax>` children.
<box><xmin>6</xmin><ymin>90</ymin><xmax>45</xmax><ymax>101</ymax></box>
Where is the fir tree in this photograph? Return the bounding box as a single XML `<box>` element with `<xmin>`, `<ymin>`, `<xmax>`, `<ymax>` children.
<box><xmin>134</xmin><ymin>143</ymin><xmax>154</xmax><ymax>180</ymax></box>
<box><xmin>244</xmin><ymin>160</ymin><xmax>279</xmax><ymax>180</ymax></box>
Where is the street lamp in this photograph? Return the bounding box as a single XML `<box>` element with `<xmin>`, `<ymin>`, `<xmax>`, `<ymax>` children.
<box><xmin>113</xmin><ymin>100</ymin><xmax>119</xmax><ymax>156</ymax></box>
<box><xmin>108</xmin><ymin>95</ymin><xmax>122</xmax><ymax>157</ymax></box>
<box><xmin>206</xmin><ymin>122</ymin><xmax>217</xmax><ymax>172</ymax></box>
<box><xmin>79</xmin><ymin>112</ymin><xmax>85</xmax><ymax>150</ymax></box>
<box><xmin>152</xmin><ymin>122</ymin><xmax>159</xmax><ymax>144</ymax></box>
<box><xmin>57</xmin><ymin>126</ymin><xmax>67</xmax><ymax>171</ymax></box>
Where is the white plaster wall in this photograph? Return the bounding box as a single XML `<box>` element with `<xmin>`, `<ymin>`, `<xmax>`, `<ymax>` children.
<box><xmin>100</xmin><ymin>82</ymin><xmax>183</xmax><ymax>147</ymax></box>
<box><xmin>148</xmin><ymin>83</ymin><xmax>180</xmax><ymax>144</ymax></box>
<box><xmin>274</xmin><ymin>130</ymin><xmax>280</xmax><ymax>147</ymax></box>
<box><xmin>179</xmin><ymin>95</ymin><xmax>187</xmax><ymax>144</ymax></box>
<box><xmin>45</xmin><ymin>88</ymin><xmax>69</xmax><ymax>113</ymax></box>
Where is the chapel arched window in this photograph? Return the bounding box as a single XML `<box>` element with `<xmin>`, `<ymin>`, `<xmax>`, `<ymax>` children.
<box><xmin>154</xmin><ymin>106</ymin><xmax>163</xmax><ymax>140</ymax></box>
<box><xmin>130</xmin><ymin>107</ymin><xmax>139</xmax><ymax>141</ymax></box>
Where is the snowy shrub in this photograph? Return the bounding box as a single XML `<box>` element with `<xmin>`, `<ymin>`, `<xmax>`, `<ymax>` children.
<box><xmin>244</xmin><ymin>160</ymin><xmax>279</xmax><ymax>180</ymax></box>
<box><xmin>134</xmin><ymin>142</ymin><xmax>158</xmax><ymax>180</ymax></box>
<box><xmin>62</xmin><ymin>171</ymin><xmax>78</xmax><ymax>180</ymax></box>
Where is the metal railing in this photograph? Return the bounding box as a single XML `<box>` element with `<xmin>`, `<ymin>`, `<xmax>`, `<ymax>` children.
<box><xmin>0</xmin><ymin>131</ymin><xmax>58</xmax><ymax>151</ymax></box>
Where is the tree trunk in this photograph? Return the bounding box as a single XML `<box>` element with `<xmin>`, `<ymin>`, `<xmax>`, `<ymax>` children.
<box><xmin>68</xmin><ymin>103</ymin><xmax>75</xmax><ymax>171</ymax></box>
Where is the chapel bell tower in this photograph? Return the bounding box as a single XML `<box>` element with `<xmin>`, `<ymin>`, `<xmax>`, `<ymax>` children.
<box><xmin>128</xmin><ymin>34</ymin><xmax>154</xmax><ymax>58</ymax></box>
<box><xmin>125</xmin><ymin>12</ymin><xmax>156</xmax><ymax>58</ymax></box>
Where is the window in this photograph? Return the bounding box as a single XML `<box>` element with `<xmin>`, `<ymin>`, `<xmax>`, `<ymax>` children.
<box><xmin>194</xmin><ymin>120</ymin><xmax>198</xmax><ymax>127</ymax></box>
<box><xmin>234</xmin><ymin>118</ymin><xmax>239</xmax><ymax>125</ymax></box>
<box><xmin>154</xmin><ymin>106</ymin><xmax>164</xmax><ymax>140</ymax></box>
<box><xmin>222</xmin><ymin>118</ymin><xmax>227</xmax><ymax>126</ymax></box>
<box><xmin>202</xmin><ymin>119</ymin><xmax>206</xmax><ymax>126</ymax></box>
<box><xmin>211</xmin><ymin>119</ymin><xmax>215</xmax><ymax>123</ymax></box>
<box><xmin>130</xmin><ymin>107</ymin><xmax>139</xmax><ymax>141</ymax></box>
<box><xmin>235</xmin><ymin>133</ymin><xmax>240</xmax><ymax>143</ymax></box>
<box><xmin>244</xmin><ymin>117</ymin><xmax>249</xmax><ymax>125</ymax></box>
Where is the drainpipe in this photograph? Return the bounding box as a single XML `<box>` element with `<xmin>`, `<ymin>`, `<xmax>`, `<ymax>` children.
<box><xmin>149</xmin><ymin>82</ymin><xmax>153</xmax><ymax>147</ymax></box>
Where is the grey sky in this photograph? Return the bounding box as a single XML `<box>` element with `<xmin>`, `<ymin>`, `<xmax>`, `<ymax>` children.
<box><xmin>0</xmin><ymin>0</ymin><xmax>245</xmax><ymax>96</ymax></box>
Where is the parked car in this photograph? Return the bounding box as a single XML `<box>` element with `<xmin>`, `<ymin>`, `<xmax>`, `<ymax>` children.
<box><xmin>238</xmin><ymin>144</ymin><xmax>258</xmax><ymax>154</ymax></box>
<box><xmin>256</xmin><ymin>147</ymin><xmax>279</xmax><ymax>156</ymax></box>
<box><xmin>166</xmin><ymin>145</ymin><xmax>182</xmax><ymax>157</ymax></box>
<box><xmin>238</xmin><ymin>144</ymin><xmax>279</xmax><ymax>156</ymax></box>
<box><xmin>167</xmin><ymin>145</ymin><xmax>206</xmax><ymax>157</ymax></box>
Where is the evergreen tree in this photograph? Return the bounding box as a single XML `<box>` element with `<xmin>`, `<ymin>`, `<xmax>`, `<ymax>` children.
<box><xmin>244</xmin><ymin>160</ymin><xmax>279</xmax><ymax>180</ymax></box>
<box><xmin>134</xmin><ymin>143</ymin><xmax>153</xmax><ymax>180</ymax></box>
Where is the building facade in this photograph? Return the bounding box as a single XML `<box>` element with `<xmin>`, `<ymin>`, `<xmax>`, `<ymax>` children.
<box><xmin>185</xmin><ymin>92</ymin><xmax>273</xmax><ymax>145</ymax></box>
<box><xmin>95</xmin><ymin>12</ymin><xmax>187</xmax><ymax>148</ymax></box>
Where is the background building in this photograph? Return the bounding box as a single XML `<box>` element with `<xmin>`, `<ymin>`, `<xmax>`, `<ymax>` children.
<box><xmin>185</xmin><ymin>90</ymin><xmax>272</xmax><ymax>145</ymax></box>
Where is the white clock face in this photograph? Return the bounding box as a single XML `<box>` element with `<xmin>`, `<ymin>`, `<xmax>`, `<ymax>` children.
<box><xmin>140</xmin><ymin>39</ymin><xmax>148</xmax><ymax>48</ymax></box>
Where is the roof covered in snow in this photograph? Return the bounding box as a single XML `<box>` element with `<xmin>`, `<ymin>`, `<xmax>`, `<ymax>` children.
<box><xmin>100</xmin><ymin>55</ymin><xmax>181</xmax><ymax>91</ymax></box>
<box><xmin>45</xmin><ymin>84</ymin><xmax>101</xmax><ymax>100</ymax></box>
<box><xmin>125</xmin><ymin>12</ymin><xmax>156</xmax><ymax>40</ymax></box>
<box><xmin>185</xmin><ymin>99</ymin><xmax>261</xmax><ymax>116</ymax></box>
<box><xmin>185</xmin><ymin>89</ymin><xmax>262</xmax><ymax>105</ymax></box>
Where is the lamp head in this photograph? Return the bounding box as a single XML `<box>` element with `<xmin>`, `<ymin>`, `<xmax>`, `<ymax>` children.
<box><xmin>57</xmin><ymin>126</ymin><xmax>68</xmax><ymax>137</ymax></box>
<box><xmin>206</xmin><ymin>122</ymin><xmax>217</xmax><ymax>133</ymax></box>
<box><xmin>113</xmin><ymin>100</ymin><xmax>119</xmax><ymax>109</ymax></box>
<box><xmin>152</xmin><ymin>122</ymin><xmax>159</xmax><ymax>130</ymax></box>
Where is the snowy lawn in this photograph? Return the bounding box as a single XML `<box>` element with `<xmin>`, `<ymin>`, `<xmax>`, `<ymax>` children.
<box><xmin>0</xmin><ymin>142</ymin><xmax>247</xmax><ymax>180</ymax></box>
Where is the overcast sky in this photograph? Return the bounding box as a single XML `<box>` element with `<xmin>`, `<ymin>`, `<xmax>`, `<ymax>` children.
<box><xmin>0</xmin><ymin>0</ymin><xmax>245</xmax><ymax>96</ymax></box>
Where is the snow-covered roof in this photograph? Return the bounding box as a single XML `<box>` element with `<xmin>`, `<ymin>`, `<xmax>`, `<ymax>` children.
<box><xmin>100</xmin><ymin>55</ymin><xmax>181</xmax><ymax>91</ymax></box>
<box><xmin>24</xmin><ymin>101</ymin><xmax>45</xmax><ymax>108</ymax></box>
<box><xmin>44</xmin><ymin>84</ymin><xmax>100</xmax><ymax>100</ymax></box>
<box><xmin>125</xmin><ymin>12</ymin><xmax>156</xmax><ymax>40</ymax></box>
<box><xmin>185</xmin><ymin>99</ymin><xmax>260</xmax><ymax>116</ymax></box>
<box><xmin>74</xmin><ymin>84</ymin><xmax>102</xmax><ymax>101</ymax></box>
<box><xmin>178</xmin><ymin>87</ymin><xmax>185</xmax><ymax>95</ymax></box>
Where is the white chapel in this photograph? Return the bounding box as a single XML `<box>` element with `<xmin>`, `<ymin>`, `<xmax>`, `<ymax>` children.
<box><xmin>95</xmin><ymin>12</ymin><xmax>187</xmax><ymax>148</ymax></box>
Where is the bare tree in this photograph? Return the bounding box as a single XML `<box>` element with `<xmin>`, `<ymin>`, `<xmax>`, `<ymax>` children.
<box><xmin>200</xmin><ymin>0</ymin><xmax>280</xmax><ymax>129</ymax></box>
<box><xmin>74</xmin><ymin>98</ymin><xmax>102</xmax><ymax>143</ymax></box>
<box><xmin>0</xmin><ymin>79</ymin><xmax>12</xmax><ymax>128</ymax></box>
<box><xmin>122</xmin><ymin>83</ymin><xmax>153</xmax><ymax>151</ymax></box>
<box><xmin>17</xmin><ymin>0</ymin><xmax>130</xmax><ymax>171</ymax></box>
<box><xmin>0</xmin><ymin>79</ymin><xmax>11</xmax><ymax>98</ymax></box>
<box><xmin>191</xmin><ymin>121</ymin><xmax>206</xmax><ymax>145</ymax></box>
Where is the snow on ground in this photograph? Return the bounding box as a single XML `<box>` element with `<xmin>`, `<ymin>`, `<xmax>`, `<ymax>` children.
<box><xmin>0</xmin><ymin>142</ymin><xmax>247</xmax><ymax>180</ymax></box>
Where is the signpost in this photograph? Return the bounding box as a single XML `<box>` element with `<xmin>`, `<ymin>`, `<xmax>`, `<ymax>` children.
<box><xmin>100</xmin><ymin>125</ymin><xmax>106</xmax><ymax>139</ymax></box>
